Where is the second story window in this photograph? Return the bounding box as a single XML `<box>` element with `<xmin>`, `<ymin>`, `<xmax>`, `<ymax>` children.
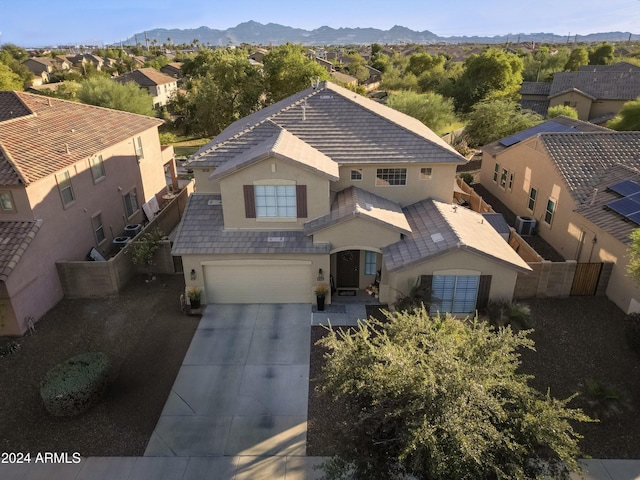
<box><xmin>255</xmin><ymin>185</ymin><xmax>297</xmax><ymax>218</ymax></box>
<box><xmin>499</xmin><ymin>168</ymin><xmax>508</xmax><ymax>188</ymax></box>
<box><xmin>544</xmin><ymin>198</ymin><xmax>556</xmax><ymax>226</ymax></box>
<box><xmin>420</xmin><ymin>167</ymin><xmax>432</xmax><ymax>179</ymax></box>
<box><xmin>351</xmin><ymin>169</ymin><xmax>363</xmax><ymax>181</ymax></box>
<box><xmin>493</xmin><ymin>163</ymin><xmax>499</xmax><ymax>182</ymax></box>
<box><xmin>528</xmin><ymin>187</ymin><xmax>537</xmax><ymax>211</ymax></box>
<box><xmin>134</xmin><ymin>136</ymin><xmax>144</xmax><ymax>161</ymax></box>
<box><xmin>376</xmin><ymin>168</ymin><xmax>407</xmax><ymax>186</ymax></box>
<box><xmin>56</xmin><ymin>171</ymin><xmax>75</xmax><ymax>207</ymax></box>
<box><xmin>0</xmin><ymin>191</ymin><xmax>15</xmax><ymax>212</ymax></box>
<box><xmin>90</xmin><ymin>155</ymin><xmax>105</xmax><ymax>182</ymax></box>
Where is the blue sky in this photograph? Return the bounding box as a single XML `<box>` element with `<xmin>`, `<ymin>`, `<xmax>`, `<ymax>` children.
<box><xmin>2</xmin><ymin>0</ymin><xmax>639</xmax><ymax>47</ymax></box>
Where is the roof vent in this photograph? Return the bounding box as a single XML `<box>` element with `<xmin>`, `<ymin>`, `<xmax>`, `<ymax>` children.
<box><xmin>364</xmin><ymin>202</ymin><xmax>373</xmax><ymax>211</ymax></box>
<box><xmin>431</xmin><ymin>233</ymin><xmax>444</xmax><ymax>243</ymax></box>
<box><xmin>207</xmin><ymin>199</ymin><xmax>222</xmax><ymax>206</ymax></box>
<box><xmin>267</xmin><ymin>236</ymin><xmax>285</xmax><ymax>243</ymax></box>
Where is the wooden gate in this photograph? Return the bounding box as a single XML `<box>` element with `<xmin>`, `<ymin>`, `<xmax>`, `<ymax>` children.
<box><xmin>570</xmin><ymin>263</ymin><xmax>603</xmax><ymax>296</ymax></box>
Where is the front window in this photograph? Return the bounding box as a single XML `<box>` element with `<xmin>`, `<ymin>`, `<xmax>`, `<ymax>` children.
<box><xmin>376</xmin><ymin>168</ymin><xmax>407</xmax><ymax>186</ymax></box>
<box><xmin>56</xmin><ymin>171</ymin><xmax>75</xmax><ymax>207</ymax></box>
<box><xmin>351</xmin><ymin>169</ymin><xmax>363</xmax><ymax>181</ymax></box>
<box><xmin>255</xmin><ymin>185</ymin><xmax>297</xmax><ymax>218</ymax></box>
<box><xmin>91</xmin><ymin>213</ymin><xmax>106</xmax><ymax>244</ymax></box>
<box><xmin>90</xmin><ymin>155</ymin><xmax>105</xmax><ymax>182</ymax></box>
<box><xmin>544</xmin><ymin>199</ymin><xmax>556</xmax><ymax>225</ymax></box>
<box><xmin>0</xmin><ymin>191</ymin><xmax>15</xmax><ymax>212</ymax></box>
<box><xmin>499</xmin><ymin>168</ymin><xmax>508</xmax><ymax>188</ymax></box>
<box><xmin>528</xmin><ymin>187</ymin><xmax>537</xmax><ymax>211</ymax></box>
<box><xmin>365</xmin><ymin>251</ymin><xmax>377</xmax><ymax>275</ymax></box>
<box><xmin>134</xmin><ymin>136</ymin><xmax>144</xmax><ymax>161</ymax></box>
<box><xmin>432</xmin><ymin>275</ymin><xmax>480</xmax><ymax>314</ymax></box>
<box><xmin>123</xmin><ymin>189</ymin><xmax>138</xmax><ymax>218</ymax></box>
<box><xmin>420</xmin><ymin>167</ymin><xmax>432</xmax><ymax>179</ymax></box>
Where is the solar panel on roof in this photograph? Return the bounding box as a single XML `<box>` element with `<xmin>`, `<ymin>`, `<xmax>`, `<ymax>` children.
<box><xmin>628</xmin><ymin>212</ymin><xmax>640</xmax><ymax>225</ymax></box>
<box><xmin>498</xmin><ymin>121</ymin><xmax>576</xmax><ymax>147</ymax></box>
<box><xmin>608</xmin><ymin>180</ymin><xmax>640</xmax><ymax>197</ymax></box>
<box><xmin>607</xmin><ymin>197</ymin><xmax>640</xmax><ymax>217</ymax></box>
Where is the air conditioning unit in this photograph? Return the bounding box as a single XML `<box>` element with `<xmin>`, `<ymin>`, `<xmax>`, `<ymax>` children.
<box><xmin>124</xmin><ymin>223</ymin><xmax>142</xmax><ymax>238</ymax></box>
<box><xmin>515</xmin><ymin>216</ymin><xmax>537</xmax><ymax>236</ymax></box>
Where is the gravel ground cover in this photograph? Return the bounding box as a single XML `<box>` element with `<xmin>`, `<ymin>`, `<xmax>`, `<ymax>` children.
<box><xmin>307</xmin><ymin>298</ymin><xmax>640</xmax><ymax>459</ymax></box>
<box><xmin>0</xmin><ymin>274</ymin><xmax>199</xmax><ymax>457</ymax></box>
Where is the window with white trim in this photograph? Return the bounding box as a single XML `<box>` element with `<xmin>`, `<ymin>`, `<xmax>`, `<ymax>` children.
<box><xmin>493</xmin><ymin>163</ymin><xmax>499</xmax><ymax>182</ymax></box>
<box><xmin>91</xmin><ymin>213</ymin><xmax>106</xmax><ymax>244</ymax></box>
<box><xmin>508</xmin><ymin>172</ymin><xmax>514</xmax><ymax>191</ymax></box>
<box><xmin>499</xmin><ymin>168</ymin><xmax>508</xmax><ymax>188</ymax></box>
<box><xmin>420</xmin><ymin>167</ymin><xmax>432</xmax><ymax>179</ymax></box>
<box><xmin>364</xmin><ymin>251</ymin><xmax>377</xmax><ymax>275</ymax></box>
<box><xmin>351</xmin><ymin>168</ymin><xmax>363</xmax><ymax>181</ymax></box>
<box><xmin>90</xmin><ymin>154</ymin><xmax>105</xmax><ymax>182</ymax></box>
<box><xmin>123</xmin><ymin>189</ymin><xmax>138</xmax><ymax>218</ymax></box>
<box><xmin>56</xmin><ymin>170</ymin><xmax>75</xmax><ymax>207</ymax></box>
<box><xmin>134</xmin><ymin>136</ymin><xmax>144</xmax><ymax>161</ymax></box>
<box><xmin>0</xmin><ymin>191</ymin><xmax>15</xmax><ymax>212</ymax></box>
<box><xmin>528</xmin><ymin>187</ymin><xmax>537</xmax><ymax>211</ymax></box>
<box><xmin>255</xmin><ymin>185</ymin><xmax>297</xmax><ymax>218</ymax></box>
<box><xmin>376</xmin><ymin>168</ymin><xmax>407</xmax><ymax>186</ymax></box>
<box><xmin>431</xmin><ymin>275</ymin><xmax>480</xmax><ymax>314</ymax></box>
<box><xmin>544</xmin><ymin>198</ymin><xmax>556</xmax><ymax>225</ymax></box>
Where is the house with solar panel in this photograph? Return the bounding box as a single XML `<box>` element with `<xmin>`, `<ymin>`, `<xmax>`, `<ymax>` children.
<box><xmin>171</xmin><ymin>81</ymin><xmax>531</xmax><ymax>312</ymax></box>
<box><xmin>480</xmin><ymin>116</ymin><xmax>640</xmax><ymax>313</ymax></box>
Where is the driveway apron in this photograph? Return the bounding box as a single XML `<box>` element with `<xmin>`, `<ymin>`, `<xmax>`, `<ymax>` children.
<box><xmin>145</xmin><ymin>304</ymin><xmax>310</xmax><ymax>457</ymax></box>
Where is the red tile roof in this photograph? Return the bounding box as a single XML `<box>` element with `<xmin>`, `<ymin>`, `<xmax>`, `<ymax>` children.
<box><xmin>114</xmin><ymin>68</ymin><xmax>176</xmax><ymax>87</ymax></box>
<box><xmin>0</xmin><ymin>91</ymin><xmax>162</xmax><ymax>185</ymax></box>
<box><xmin>0</xmin><ymin>219</ymin><xmax>42</xmax><ymax>281</ymax></box>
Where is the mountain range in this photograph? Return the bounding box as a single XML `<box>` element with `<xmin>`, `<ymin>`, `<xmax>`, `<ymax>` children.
<box><xmin>122</xmin><ymin>21</ymin><xmax>636</xmax><ymax>47</ymax></box>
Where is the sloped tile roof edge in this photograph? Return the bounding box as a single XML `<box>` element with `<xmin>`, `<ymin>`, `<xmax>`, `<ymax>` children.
<box><xmin>548</xmin><ymin>87</ymin><xmax>597</xmax><ymax>100</ymax></box>
<box><xmin>0</xmin><ymin>219</ymin><xmax>43</xmax><ymax>281</ymax></box>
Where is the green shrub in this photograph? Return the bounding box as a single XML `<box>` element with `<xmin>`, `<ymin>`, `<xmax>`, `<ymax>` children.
<box><xmin>0</xmin><ymin>340</ymin><xmax>20</xmax><ymax>358</ymax></box>
<box><xmin>40</xmin><ymin>352</ymin><xmax>110</xmax><ymax>417</ymax></box>
<box><xmin>459</xmin><ymin>172</ymin><xmax>474</xmax><ymax>185</ymax></box>
<box><xmin>582</xmin><ymin>378</ymin><xmax>629</xmax><ymax>419</ymax></box>
<box><xmin>486</xmin><ymin>300</ymin><xmax>531</xmax><ymax>330</ymax></box>
<box><xmin>625</xmin><ymin>312</ymin><xmax>640</xmax><ymax>354</ymax></box>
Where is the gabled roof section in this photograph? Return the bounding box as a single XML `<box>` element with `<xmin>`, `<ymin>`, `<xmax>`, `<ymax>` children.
<box><xmin>549</xmin><ymin>70</ymin><xmax>640</xmax><ymax>100</ymax></box>
<box><xmin>171</xmin><ymin>194</ymin><xmax>329</xmax><ymax>255</ymax></box>
<box><xmin>520</xmin><ymin>81</ymin><xmax>552</xmax><ymax>96</ymax></box>
<box><xmin>539</xmin><ymin>131</ymin><xmax>640</xmax><ymax>203</ymax></box>
<box><xmin>482</xmin><ymin>116</ymin><xmax>609</xmax><ymax>157</ymax></box>
<box><xmin>382</xmin><ymin>200</ymin><xmax>531</xmax><ymax>273</ymax></box>
<box><xmin>304</xmin><ymin>186</ymin><xmax>411</xmax><ymax>235</ymax></box>
<box><xmin>576</xmin><ymin>164</ymin><xmax>640</xmax><ymax>245</ymax></box>
<box><xmin>548</xmin><ymin>87</ymin><xmax>597</xmax><ymax>101</ymax></box>
<box><xmin>0</xmin><ymin>91</ymin><xmax>33</xmax><ymax>122</ymax></box>
<box><xmin>0</xmin><ymin>219</ymin><xmax>43</xmax><ymax>281</ymax></box>
<box><xmin>114</xmin><ymin>68</ymin><xmax>176</xmax><ymax>87</ymax></box>
<box><xmin>189</xmin><ymin>81</ymin><xmax>466</xmax><ymax>171</ymax></box>
<box><xmin>579</xmin><ymin>62</ymin><xmax>640</xmax><ymax>73</ymax></box>
<box><xmin>0</xmin><ymin>91</ymin><xmax>163</xmax><ymax>185</ymax></box>
<box><xmin>209</xmin><ymin>122</ymin><xmax>339</xmax><ymax>181</ymax></box>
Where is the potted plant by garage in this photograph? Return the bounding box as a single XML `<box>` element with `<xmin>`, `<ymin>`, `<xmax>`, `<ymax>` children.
<box><xmin>187</xmin><ymin>287</ymin><xmax>202</xmax><ymax>309</ymax></box>
<box><xmin>314</xmin><ymin>284</ymin><xmax>329</xmax><ymax>311</ymax></box>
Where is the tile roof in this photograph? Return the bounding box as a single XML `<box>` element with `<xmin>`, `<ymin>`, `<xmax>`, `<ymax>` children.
<box><xmin>0</xmin><ymin>91</ymin><xmax>163</xmax><ymax>186</ymax></box>
<box><xmin>0</xmin><ymin>219</ymin><xmax>42</xmax><ymax>281</ymax></box>
<box><xmin>189</xmin><ymin>81</ymin><xmax>465</xmax><ymax>170</ymax></box>
<box><xmin>209</xmin><ymin>122</ymin><xmax>339</xmax><ymax>181</ymax></box>
<box><xmin>549</xmin><ymin>71</ymin><xmax>640</xmax><ymax>100</ymax></box>
<box><xmin>578</xmin><ymin>62</ymin><xmax>640</xmax><ymax>73</ymax></box>
<box><xmin>381</xmin><ymin>200</ymin><xmax>531</xmax><ymax>273</ymax></box>
<box><xmin>304</xmin><ymin>186</ymin><xmax>411</xmax><ymax>235</ymax></box>
<box><xmin>576</xmin><ymin>164</ymin><xmax>640</xmax><ymax>245</ymax></box>
<box><xmin>520</xmin><ymin>81</ymin><xmax>552</xmax><ymax>96</ymax></box>
<box><xmin>539</xmin><ymin>131</ymin><xmax>640</xmax><ymax>203</ymax></box>
<box><xmin>171</xmin><ymin>194</ymin><xmax>330</xmax><ymax>255</ymax></box>
<box><xmin>114</xmin><ymin>68</ymin><xmax>176</xmax><ymax>87</ymax></box>
<box><xmin>519</xmin><ymin>99</ymin><xmax>550</xmax><ymax>117</ymax></box>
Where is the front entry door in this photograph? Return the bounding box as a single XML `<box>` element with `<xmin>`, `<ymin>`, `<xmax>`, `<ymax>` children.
<box><xmin>337</xmin><ymin>250</ymin><xmax>360</xmax><ymax>288</ymax></box>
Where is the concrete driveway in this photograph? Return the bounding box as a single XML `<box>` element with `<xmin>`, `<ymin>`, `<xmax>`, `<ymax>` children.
<box><xmin>145</xmin><ymin>304</ymin><xmax>311</xmax><ymax>458</ymax></box>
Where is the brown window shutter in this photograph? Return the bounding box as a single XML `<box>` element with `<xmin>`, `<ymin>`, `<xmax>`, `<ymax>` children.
<box><xmin>243</xmin><ymin>185</ymin><xmax>256</xmax><ymax>218</ymax></box>
<box><xmin>296</xmin><ymin>185</ymin><xmax>307</xmax><ymax>218</ymax></box>
<box><xmin>476</xmin><ymin>275</ymin><xmax>492</xmax><ymax>311</ymax></box>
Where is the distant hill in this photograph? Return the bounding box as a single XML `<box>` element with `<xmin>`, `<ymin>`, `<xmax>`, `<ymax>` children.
<box><xmin>122</xmin><ymin>21</ymin><xmax>637</xmax><ymax>46</ymax></box>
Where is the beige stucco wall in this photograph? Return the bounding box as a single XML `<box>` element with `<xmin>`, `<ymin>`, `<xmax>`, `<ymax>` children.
<box><xmin>181</xmin><ymin>253</ymin><xmax>330</xmax><ymax>304</ymax></box>
<box><xmin>380</xmin><ymin>249</ymin><xmax>520</xmax><ymax>306</ymax></box>
<box><xmin>218</xmin><ymin>156</ymin><xmax>331</xmax><ymax>230</ymax></box>
<box><xmin>588</xmin><ymin>99</ymin><xmax>626</xmax><ymax>121</ymax></box>
<box><xmin>313</xmin><ymin>217</ymin><xmax>402</xmax><ymax>251</ymax></box>
<box><xmin>150</xmin><ymin>81</ymin><xmax>177</xmax><ymax>107</ymax></box>
<box><xmin>549</xmin><ymin>92</ymin><xmax>593</xmax><ymax>121</ymax></box>
<box><xmin>331</xmin><ymin>163</ymin><xmax>458</xmax><ymax>206</ymax></box>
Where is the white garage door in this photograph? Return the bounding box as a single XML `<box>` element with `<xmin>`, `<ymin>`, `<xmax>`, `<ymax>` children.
<box><xmin>203</xmin><ymin>260</ymin><xmax>311</xmax><ymax>304</ymax></box>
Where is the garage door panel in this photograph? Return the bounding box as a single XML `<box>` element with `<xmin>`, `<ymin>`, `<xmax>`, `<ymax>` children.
<box><xmin>204</xmin><ymin>264</ymin><xmax>311</xmax><ymax>304</ymax></box>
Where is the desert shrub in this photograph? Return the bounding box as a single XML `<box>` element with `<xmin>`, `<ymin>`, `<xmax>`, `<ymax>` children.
<box><xmin>486</xmin><ymin>300</ymin><xmax>531</xmax><ymax>329</ymax></box>
<box><xmin>395</xmin><ymin>278</ymin><xmax>432</xmax><ymax>313</ymax></box>
<box><xmin>582</xmin><ymin>378</ymin><xmax>629</xmax><ymax>419</ymax></box>
<box><xmin>40</xmin><ymin>352</ymin><xmax>110</xmax><ymax>417</ymax></box>
<box><xmin>459</xmin><ymin>172</ymin><xmax>474</xmax><ymax>185</ymax></box>
<box><xmin>625</xmin><ymin>312</ymin><xmax>640</xmax><ymax>354</ymax></box>
<box><xmin>0</xmin><ymin>340</ymin><xmax>20</xmax><ymax>358</ymax></box>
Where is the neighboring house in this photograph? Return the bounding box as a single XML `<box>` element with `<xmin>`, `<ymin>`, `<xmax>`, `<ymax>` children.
<box><xmin>315</xmin><ymin>57</ymin><xmax>334</xmax><ymax>73</ymax></box>
<box><xmin>0</xmin><ymin>91</ymin><xmax>170</xmax><ymax>336</ymax></box>
<box><xmin>479</xmin><ymin>116</ymin><xmax>640</xmax><ymax>313</ymax></box>
<box><xmin>172</xmin><ymin>81</ymin><xmax>530</xmax><ymax>312</ymax></box>
<box><xmin>330</xmin><ymin>71</ymin><xmax>358</xmax><ymax>88</ymax></box>
<box><xmin>66</xmin><ymin>53</ymin><xmax>104</xmax><ymax>71</ymax></box>
<box><xmin>22</xmin><ymin>57</ymin><xmax>55</xmax><ymax>76</ymax></box>
<box><xmin>113</xmin><ymin>68</ymin><xmax>178</xmax><ymax>108</ymax></box>
<box><xmin>160</xmin><ymin>62</ymin><xmax>183</xmax><ymax>79</ymax></box>
<box><xmin>249</xmin><ymin>48</ymin><xmax>269</xmax><ymax>64</ymax></box>
<box><xmin>519</xmin><ymin>61</ymin><xmax>640</xmax><ymax>122</ymax></box>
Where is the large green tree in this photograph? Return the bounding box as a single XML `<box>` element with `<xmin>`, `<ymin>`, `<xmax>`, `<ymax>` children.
<box><xmin>565</xmin><ymin>47</ymin><xmax>590</xmax><ymax>71</ymax></box>
<box><xmin>453</xmin><ymin>48</ymin><xmax>524</xmax><ymax>113</ymax></box>
<box><xmin>522</xmin><ymin>47</ymin><xmax>570</xmax><ymax>82</ymax></box>
<box><xmin>318</xmin><ymin>308</ymin><xmax>591</xmax><ymax>480</ymax></box>
<box><xmin>262</xmin><ymin>43</ymin><xmax>329</xmax><ymax>103</ymax></box>
<box><xmin>589</xmin><ymin>43</ymin><xmax>615</xmax><ymax>65</ymax></box>
<box><xmin>628</xmin><ymin>229</ymin><xmax>640</xmax><ymax>282</ymax></box>
<box><xmin>77</xmin><ymin>76</ymin><xmax>155</xmax><ymax>116</ymax></box>
<box><xmin>387</xmin><ymin>90</ymin><xmax>456</xmax><ymax>135</ymax></box>
<box><xmin>607</xmin><ymin>97</ymin><xmax>640</xmax><ymax>131</ymax></box>
<box><xmin>547</xmin><ymin>104</ymin><xmax>579</xmax><ymax>119</ymax></box>
<box><xmin>0</xmin><ymin>62</ymin><xmax>23</xmax><ymax>90</ymax></box>
<box><xmin>464</xmin><ymin>99</ymin><xmax>542</xmax><ymax>147</ymax></box>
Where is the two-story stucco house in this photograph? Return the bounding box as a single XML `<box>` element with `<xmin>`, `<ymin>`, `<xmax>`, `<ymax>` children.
<box><xmin>479</xmin><ymin>116</ymin><xmax>640</xmax><ymax>314</ymax></box>
<box><xmin>114</xmin><ymin>68</ymin><xmax>178</xmax><ymax>108</ymax></box>
<box><xmin>0</xmin><ymin>91</ymin><xmax>172</xmax><ymax>335</ymax></box>
<box><xmin>172</xmin><ymin>82</ymin><xmax>530</xmax><ymax>312</ymax></box>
